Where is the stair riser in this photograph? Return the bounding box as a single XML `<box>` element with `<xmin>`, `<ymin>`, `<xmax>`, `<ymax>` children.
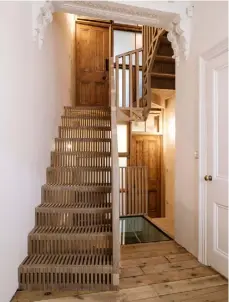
<box><xmin>51</xmin><ymin>153</ymin><xmax>111</xmax><ymax>168</ymax></box>
<box><xmin>151</xmin><ymin>76</ymin><xmax>175</xmax><ymax>90</ymax></box>
<box><xmin>42</xmin><ymin>189</ymin><xmax>112</xmax><ymax>206</ymax></box>
<box><xmin>28</xmin><ymin>236</ymin><xmax>112</xmax><ymax>255</ymax></box>
<box><xmin>35</xmin><ymin>211</ymin><xmax>112</xmax><ymax>227</ymax></box>
<box><xmin>64</xmin><ymin>107</ymin><xmax>111</xmax><ymax>118</ymax></box>
<box><xmin>46</xmin><ymin>169</ymin><xmax>111</xmax><ymax>186</ymax></box>
<box><xmin>157</xmin><ymin>43</ymin><xmax>174</xmax><ymax>56</ymax></box>
<box><xmin>55</xmin><ymin>140</ymin><xmax>111</xmax><ymax>153</ymax></box>
<box><xmin>152</xmin><ymin>61</ymin><xmax>175</xmax><ymax>74</ymax></box>
<box><xmin>62</xmin><ymin>117</ymin><xmax>111</xmax><ymax>128</ymax></box>
<box><xmin>19</xmin><ymin>270</ymin><xmax>113</xmax><ymax>291</ymax></box>
<box><xmin>59</xmin><ymin>128</ymin><xmax>111</xmax><ymax>139</ymax></box>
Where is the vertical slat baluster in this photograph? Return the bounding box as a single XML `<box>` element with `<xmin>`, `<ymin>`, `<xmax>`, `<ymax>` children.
<box><xmin>131</xmin><ymin>168</ymin><xmax>134</xmax><ymax>215</ymax></box>
<box><xmin>129</xmin><ymin>54</ymin><xmax>133</xmax><ymax>109</ymax></box>
<box><xmin>116</xmin><ymin>57</ymin><xmax>119</xmax><ymax>107</ymax></box>
<box><xmin>145</xmin><ymin>167</ymin><xmax>148</xmax><ymax>215</ymax></box>
<box><xmin>136</xmin><ymin>51</ymin><xmax>139</xmax><ymax>108</ymax></box>
<box><xmin>122</xmin><ymin>56</ymin><xmax>126</xmax><ymax>107</ymax></box>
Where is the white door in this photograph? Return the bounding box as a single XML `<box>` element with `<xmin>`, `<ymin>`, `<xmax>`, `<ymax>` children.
<box><xmin>205</xmin><ymin>47</ymin><xmax>228</xmax><ymax>277</ymax></box>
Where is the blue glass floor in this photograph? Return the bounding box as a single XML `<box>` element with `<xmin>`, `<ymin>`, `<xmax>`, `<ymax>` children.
<box><xmin>120</xmin><ymin>216</ymin><xmax>171</xmax><ymax>245</ymax></box>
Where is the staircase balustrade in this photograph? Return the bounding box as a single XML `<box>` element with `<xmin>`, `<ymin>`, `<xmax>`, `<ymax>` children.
<box><xmin>119</xmin><ymin>166</ymin><xmax>148</xmax><ymax>217</ymax></box>
<box><xmin>115</xmin><ymin>48</ymin><xmax>143</xmax><ymax>109</ymax></box>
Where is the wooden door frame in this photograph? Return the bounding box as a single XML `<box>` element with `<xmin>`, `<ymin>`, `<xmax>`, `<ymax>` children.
<box><xmin>198</xmin><ymin>38</ymin><xmax>228</xmax><ymax>266</ymax></box>
<box><xmin>130</xmin><ymin>133</ymin><xmax>163</xmax><ymax>217</ymax></box>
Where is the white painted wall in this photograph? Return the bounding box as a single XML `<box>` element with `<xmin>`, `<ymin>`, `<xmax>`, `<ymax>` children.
<box><xmin>163</xmin><ymin>96</ymin><xmax>175</xmax><ymax>221</ymax></box>
<box><xmin>0</xmin><ymin>3</ymin><xmax>75</xmax><ymax>301</ymax></box>
<box><xmin>175</xmin><ymin>1</ymin><xmax>228</xmax><ymax>256</ymax></box>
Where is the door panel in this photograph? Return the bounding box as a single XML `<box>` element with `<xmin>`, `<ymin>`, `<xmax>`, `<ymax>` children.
<box><xmin>206</xmin><ymin>50</ymin><xmax>228</xmax><ymax>277</ymax></box>
<box><xmin>76</xmin><ymin>23</ymin><xmax>109</xmax><ymax>106</ymax></box>
<box><xmin>131</xmin><ymin>135</ymin><xmax>162</xmax><ymax>217</ymax></box>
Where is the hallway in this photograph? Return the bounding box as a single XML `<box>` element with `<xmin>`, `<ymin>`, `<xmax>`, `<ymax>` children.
<box><xmin>13</xmin><ymin>241</ymin><xmax>228</xmax><ymax>302</ymax></box>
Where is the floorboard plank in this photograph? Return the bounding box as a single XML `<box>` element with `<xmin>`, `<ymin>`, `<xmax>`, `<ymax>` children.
<box><xmin>119</xmin><ymin>285</ymin><xmax>158</xmax><ymax>301</ymax></box>
<box><xmin>141</xmin><ymin>259</ymin><xmax>202</xmax><ymax>274</ymax></box>
<box><xmin>157</xmin><ymin>285</ymin><xmax>228</xmax><ymax>302</ymax></box>
<box><xmin>121</xmin><ymin>267</ymin><xmax>217</xmax><ymax>289</ymax></box>
<box><xmin>121</xmin><ymin>248</ymin><xmax>187</xmax><ymax>260</ymax></box>
<box><xmin>153</xmin><ymin>275</ymin><xmax>227</xmax><ymax>296</ymax></box>
<box><xmin>165</xmin><ymin>253</ymin><xmax>196</xmax><ymax>263</ymax></box>
<box><xmin>121</xmin><ymin>256</ymin><xmax>169</xmax><ymax>269</ymax></box>
<box><xmin>121</xmin><ymin>266</ymin><xmax>144</xmax><ymax>278</ymax></box>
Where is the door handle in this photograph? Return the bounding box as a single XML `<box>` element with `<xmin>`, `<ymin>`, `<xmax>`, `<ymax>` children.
<box><xmin>102</xmin><ymin>75</ymin><xmax>107</xmax><ymax>81</ymax></box>
<box><xmin>204</xmin><ymin>175</ymin><xmax>212</xmax><ymax>181</ymax></box>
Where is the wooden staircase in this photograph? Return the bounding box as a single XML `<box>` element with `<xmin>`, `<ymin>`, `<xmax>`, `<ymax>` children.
<box><xmin>18</xmin><ymin>107</ymin><xmax>117</xmax><ymax>291</ymax></box>
<box><xmin>151</xmin><ymin>31</ymin><xmax>175</xmax><ymax>90</ymax></box>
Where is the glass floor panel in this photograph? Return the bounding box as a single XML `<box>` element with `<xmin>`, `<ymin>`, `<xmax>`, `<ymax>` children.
<box><xmin>120</xmin><ymin>216</ymin><xmax>171</xmax><ymax>245</ymax></box>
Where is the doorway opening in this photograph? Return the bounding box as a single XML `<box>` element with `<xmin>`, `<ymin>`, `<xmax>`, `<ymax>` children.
<box><xmin>74</xmin><ymin>16</ymin><xmax>176</xmax><ymax>238</ymax></box>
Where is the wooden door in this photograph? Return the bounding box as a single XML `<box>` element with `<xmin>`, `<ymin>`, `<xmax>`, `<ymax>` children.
<box><xmin>205</xmin><ymin>48</ymin><xmax>228</xmax><ymax>277</ymax></box>
<box><xmin>76</xmin><ymin>23</ymin><xmax>109</xmax><ymax>106</ymax></box>
<box><xmin>131</xmin><ymin>135</ymin><xmax>162</xmax><ymax>217</ymax></box>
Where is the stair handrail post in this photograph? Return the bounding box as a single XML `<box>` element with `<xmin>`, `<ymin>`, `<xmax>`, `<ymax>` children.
<box><xmin>109</xmin><ymin>57</ymin><xmax>120</xmax><ymax>289</ymax></box>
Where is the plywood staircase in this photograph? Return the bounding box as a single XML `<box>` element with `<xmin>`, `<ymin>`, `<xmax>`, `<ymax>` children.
<box><xmin>18</xmin><ymin>107</ymin><xmax>116</xmax><ymax>291</ymax></box>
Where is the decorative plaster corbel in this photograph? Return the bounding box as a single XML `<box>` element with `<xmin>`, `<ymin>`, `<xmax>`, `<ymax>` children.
<box><xmin>32</xmin><ymin>1</ymin><xmax>54</xmax><ymax>49</ymax></box>
<box><xmin>167</xmin><ymin>4</ymin><xmax>194</xmax><ymax>66</ymax></box>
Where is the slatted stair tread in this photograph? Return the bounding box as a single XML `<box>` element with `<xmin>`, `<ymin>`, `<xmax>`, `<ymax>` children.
<box><xmin>30</xmin><ymin>225</ymin><xmax>112</xmax><ymax>234</ymax></box>
<box><xmin>51</xmin><ymin>151</ymin><xmax>111</xmax><ymax>156</ymax></box>
<box><xmin>46</xmin><ymin>182</ymin><xmax>112</xmax><ymax>187</ymax></box>
<box><xmin>37</xmin><ymin>202</ymin><xmax>112</xmax><ymax>210</ymax></box>
<box><xmin>64</xmin><ymin>106</ymin><xmax>111</xmax><ymax>110</ymax></box>
<box><xmin>55</xmin><ymin>137</ymin><xmax>111</xmax><ymax>142</ymax></box>
<box><xmin>62</xmin><ymin>115</ymin><xmax>111</xmax><ymax>120</ymax></box>
<box><xmin>59</xmin><ymin>126</ymin><xmax>111</xmax><ymax>131</ymax></box>
<box><xmin>42</xmin><ymin>184</ymin><xmax>112</xmax><ymax>192</ymax></box>
<box><xmin>47</xmin><ymin>166</ymin><xmax>112</xmax><ymax>171</ymax></box>
<box><xmin>20</xmin><ymin>254</ymin><xmax>112</xmax><ymax>267</ymax></box>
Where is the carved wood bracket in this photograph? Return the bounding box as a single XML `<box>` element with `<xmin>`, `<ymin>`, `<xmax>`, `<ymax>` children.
<box><xmin>167</xmin><ymin>4</ymin><xmax>194</xmax><ymax>66</ymax></box>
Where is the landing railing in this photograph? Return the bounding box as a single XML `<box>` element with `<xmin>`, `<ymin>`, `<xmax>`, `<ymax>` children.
<box><xmin>119</xmin><ymin>166</ymin><xmax>148</xmax><ymax>216</ymax></box>
<box><xmin>115</xmin><ymin>48</ymin><xmax>143</xmax><ymax>120</ymax></box>
<box><xmin>109</xmin><ymin>57</ymin><xmax>120</xmax><ymax>289</ymax></box>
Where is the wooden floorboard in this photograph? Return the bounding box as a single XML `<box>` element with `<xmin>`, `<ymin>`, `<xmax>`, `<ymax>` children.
<box><xmin>12</xmin><ymin>241</ymin><xmax>228</xmax><ymax>302</ymax></box>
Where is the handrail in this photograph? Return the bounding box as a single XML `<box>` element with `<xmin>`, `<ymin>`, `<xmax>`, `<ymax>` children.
<box><xmin>109</xmin><ymin>57</ymin><xmax>120</xmax><ymax>289</ymax></box>
<box><xmin>116</xmin><ymin>47</ymin><xmax>143</xmax><ymax>58</ymax></box>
